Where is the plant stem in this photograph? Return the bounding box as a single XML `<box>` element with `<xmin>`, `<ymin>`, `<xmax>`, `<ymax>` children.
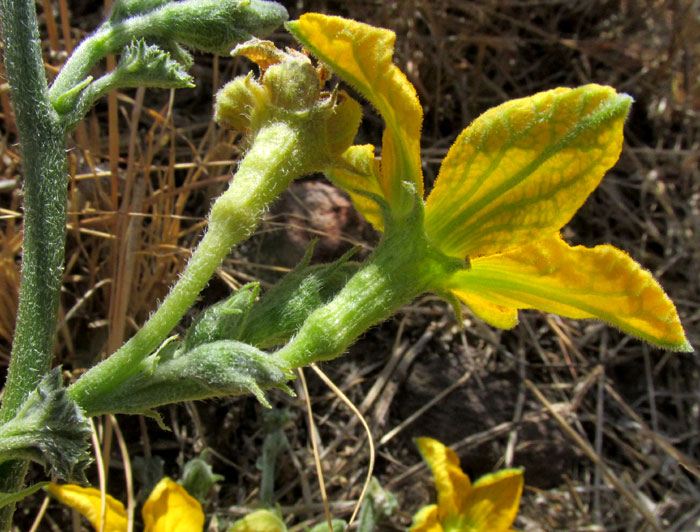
<box><xmin>0</xmin><ymin>0</ymin><xmax>68</xmax><ymax>528</ymax></box>
<box><xmin>276</xmin><ymin>209</ymin><xmax>465</xmax><ymax>369</ymax></box>
<box><xmin>68</xmin><ymin>122</ymin><xmax>304</xmax><ymax>414</ymax></box>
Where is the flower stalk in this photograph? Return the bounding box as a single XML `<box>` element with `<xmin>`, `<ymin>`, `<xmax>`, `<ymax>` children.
<box><xmin>277</xmin><ymin>200</ymin><xmax>465</xmax><ymax>368</ymax></box>
<box><xmin>68</xmin><ymin>40</ymin><xmax>362</xmax><ymax>412</ymax></box>
<box><xmin>67</xmin><ymin>121</ymin><xmax>309</xmax><ymax>409</ymax></box>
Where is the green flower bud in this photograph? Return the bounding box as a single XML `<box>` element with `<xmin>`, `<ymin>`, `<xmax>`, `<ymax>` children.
<box><xmin>215</xmin><ymin>38</ymin><xmax>362</xmax><ymax>171</ymax></box>
<box><xmin>179</xmin><ymin>454</ymin><xmax>224</xmax><ymax>503</ymax></box>
<box><xmin>262</xmin><ymin>56</ymin><xmax>321</xmax><ymax>111</ymax></box>
<box><xmin>215</xmin><ymin>73</ymin><xmax>269</xmax><ymax>133</ymax></box>
<box><xmin>143</xmin><ymin>0</ymin><xmax>289</xmax><ymax>55</ymax></box>
<box><xmin>227</xmin><ymin>509</ymin><xmax>287</xmax><ymax>532</ymax></box>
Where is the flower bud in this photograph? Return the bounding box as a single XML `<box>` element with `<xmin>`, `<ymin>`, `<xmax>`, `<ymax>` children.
<box><xmin>215</xmin><ymin>38</ymin><xmax>362</xmax><ymax>170</ymax></box>
<box><xmin>228</xmin><ymin>509</ymin><xmax>287</xmax><ymax>532</ymax></box>
<box><xmin>262</xmin><ymin>56</ymin><xmax>321</xmax><ymax>111</ymax></box>
<box><xmin>215</xmin><ymin>74</ymin><xmax>269</xmax><ymax>134</ymax></box>
<box><xmin>147</xmin><ymin>0</ymin><xmax>288</xmax><ymax>55</ymax></box>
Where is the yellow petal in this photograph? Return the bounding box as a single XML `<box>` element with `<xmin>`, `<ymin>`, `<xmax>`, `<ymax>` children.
<box><xmin>446</xmin><ymin>235</ymin><xmax>692</xmax><ymax>351</ymax></box>
<box><xmin>287</xmin><ymin>14</ymin><xmax>423</xmax><ymax>215</ymax></box>
<box><xmin>142</xmin><ymin>478</ymin><xmax>204</xmax><ymax>532</ymax></box>
<box><xmin>326</xmin><ymin>144</ymin><xmax>385</xmax><ymax>230</ymax></box>
<box><xmin>452</xmin><ymin>291</ymin><xmax>518</xmax><ymax>329</ymax></box>
<box><xmin>416</xmin><ymin>437</ymin><xmax>471</xmax><ymax>522</ymax></box>
<box><xmin>47</xmin><ymin>483</ymin><xmax>127</xmax><ymax>532</ymax></box>
<box><xmin>425</xmin><ymin>85</ymin><xmax>632</xmax><ymax>258</ymax></box>
<box><xmin>410</xmin><ymin>504</ymin><xmax>443</xmax><ymax>532</ymax></box>
<box><xmin>458</xmin><ymin>469</ymin><xmax>524</xmax><ymax>531</ymax></box>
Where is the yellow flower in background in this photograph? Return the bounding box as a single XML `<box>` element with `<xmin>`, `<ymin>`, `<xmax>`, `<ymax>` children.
<box><xmin>286</xmin><ymin>14</ymin><xmax>691</xmax><ymax>352</ymax></box>
<box><xmin>411</xmin><ymin>437</ymin><xmax>523</xmax><ymax>532</ymax></box>
<box><xmin>47</xmin><ymin>477</ymin><xmax>204</xmax><ymax>532</ymax></box>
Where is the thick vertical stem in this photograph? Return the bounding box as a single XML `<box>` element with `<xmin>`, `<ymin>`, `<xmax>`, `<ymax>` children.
<box><xmin>0</xmin><ymin>0</ymin><xmax>68</xmax><ymax>528</ymax></box>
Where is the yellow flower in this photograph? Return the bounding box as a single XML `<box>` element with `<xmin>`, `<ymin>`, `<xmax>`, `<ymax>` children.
<box><xmin>47</xmin><ymin>477</ymin><xmax>204</xmax><ymax>532</ymax></box>
<box><xmin>411</xmin><ymin>437</ymin><xmax>523</xmax><ymax>532</ymax></box>
<box><xmin>286</xmin><ymin>14</ymin><xmax>691</xmax><ymax>352</ymax></box>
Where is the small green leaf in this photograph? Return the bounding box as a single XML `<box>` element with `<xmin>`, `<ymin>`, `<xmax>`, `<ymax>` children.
<box><xmin>357</xmin><ymin>478</ymin><xmax>397</xmax><ymax>532</ymax></box>
<box><xmin>115</xmin><ymin>0</ymin><xmax>288</xmax><ymax>55</ymax></box>
<box><xmin>58</xmin><ymin>40</ymin><xmax>193</xmax><ymax>131</ymax></box>
<box><xmin>179</xmin><ymin>453</ymin><xmax>224</xmax><ymax>503</ymax></box>
<box><xmin>110</xmin><ymin>39</ymin><xmax>195</xmax><ymax>89</ymax></box>
<box><xmin>0</xmin><ymin>482</ymin><xmax>49</xmax><ymax>510</ymax></box>
<box><xmin>184</xmin><ymin>283</ymin><xmax>259</xmax><ymax>351</ymax></box>
<box><xmin>78</xmin><ymin>340</ymin><xmax>294</xmax><ymax>416</ymax></box>
<box><xmin>0</xmin><ymin>368</ymin><xmax>91</xmax><ymax>481</ymax></box>
<box><xmin>240</xmin><ymin>248</ymin><xmax>360</xmax><ymax>348</ymax></box>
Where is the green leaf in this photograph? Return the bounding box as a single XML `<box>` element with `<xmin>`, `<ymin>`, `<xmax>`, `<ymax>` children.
<box><xmin>59</xmin><ymin>39</ymin><xmax>194</xmax><ymax>131</ymax></box>
<box><xmin>240</xmin><ymin>247</ymin><xmax>360</xmax><ymax>348</ymax></box>
<box><xmin>179</xmin><ymin>453</ymin><xmax>224</xmax><ymax>503</ymax></box>
<box><xmin>0</xmin><ymin>369</ymin><xmax>91</xmax><ymax>481</ymax></box>
<box><xmin>357</xmin><ymin>478</ymin><xmax>397</xmax><ymax>532</ymax></box>
<box><xmin>184</xmin><ymin>283</ymin><xmax>259</xmax><ymax>351</ymax></box>
<box><xmin>112</xmin><ymin>38</ymin><xmax>195</xmax><ymax>88</ymax></box>
<box><xmin>78</xmin><ymin>340</ymin><xmax>294</xmax><ymax>416</ymax></box>
<box><xmin>0</xmin><ymin>482</ymin><xmax>49</xmax><ymax>510</ymax></box>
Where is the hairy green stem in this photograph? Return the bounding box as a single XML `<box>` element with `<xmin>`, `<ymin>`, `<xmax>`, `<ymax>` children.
<box><xmin>67</xmin><ymin>122</ymin><xmax>304</xmax><ymax>412</ymax></box>
<box><xmin>0</xmin><ymin>0</ymin><xmax>68</xmax><ymax>527</ymax></box>
<box><xmin>49</xmin><ymin>0</ymin><xmax>289</xmax><ymax>107</ymax></box>
<box><xmin>276</xmin><ymin>209</ymin><xmax>465</xmax><ymax>369</ymax></box>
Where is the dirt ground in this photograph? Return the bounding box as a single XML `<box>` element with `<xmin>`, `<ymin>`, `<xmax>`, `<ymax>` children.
<box><xmin>1</xmin><ymin>1</ymin><xmax>699</xmax><ymax>530</ymax></box>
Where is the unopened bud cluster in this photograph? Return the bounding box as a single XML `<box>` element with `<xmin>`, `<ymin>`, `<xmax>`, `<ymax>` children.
<box><xmin>215</xmin><ymin>38</ymin><xmax>361</xmax><ymax>168</ymax></box>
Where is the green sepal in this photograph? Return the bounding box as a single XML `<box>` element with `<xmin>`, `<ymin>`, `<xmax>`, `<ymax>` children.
<box><xmin>0</xmin><ymin>482</ymin><xmax>49</xmax><ymax>510</ymax></box>
<box><xmin>79</xmin><ymin>339</ymin><xmax>294</xmax><ymax>416</ymax></box>
<box><xmin>179</xmin><ymin>452</ymin><xmax>224</xmax><ymax>503</ymax></box>
<box><xmin>0</xmin><ymin>368</ymin><xmax>91</xmax><ymax>482</ymax></box>
<box><xmin>184</xmin><ymin>283</ymin><xmax>259</xmax><ymax>351</ymax></box>
<box><xmin>240</xmin><ymin>247</ymin><xmax>360</xmax><ymax>348</ymax></box>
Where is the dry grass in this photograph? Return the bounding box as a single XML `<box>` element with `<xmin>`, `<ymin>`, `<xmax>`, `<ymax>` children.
<box><xmin>1</xmin><ymin>0</ymin><xmax>699</xmax><ymax>530</ymax></box>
